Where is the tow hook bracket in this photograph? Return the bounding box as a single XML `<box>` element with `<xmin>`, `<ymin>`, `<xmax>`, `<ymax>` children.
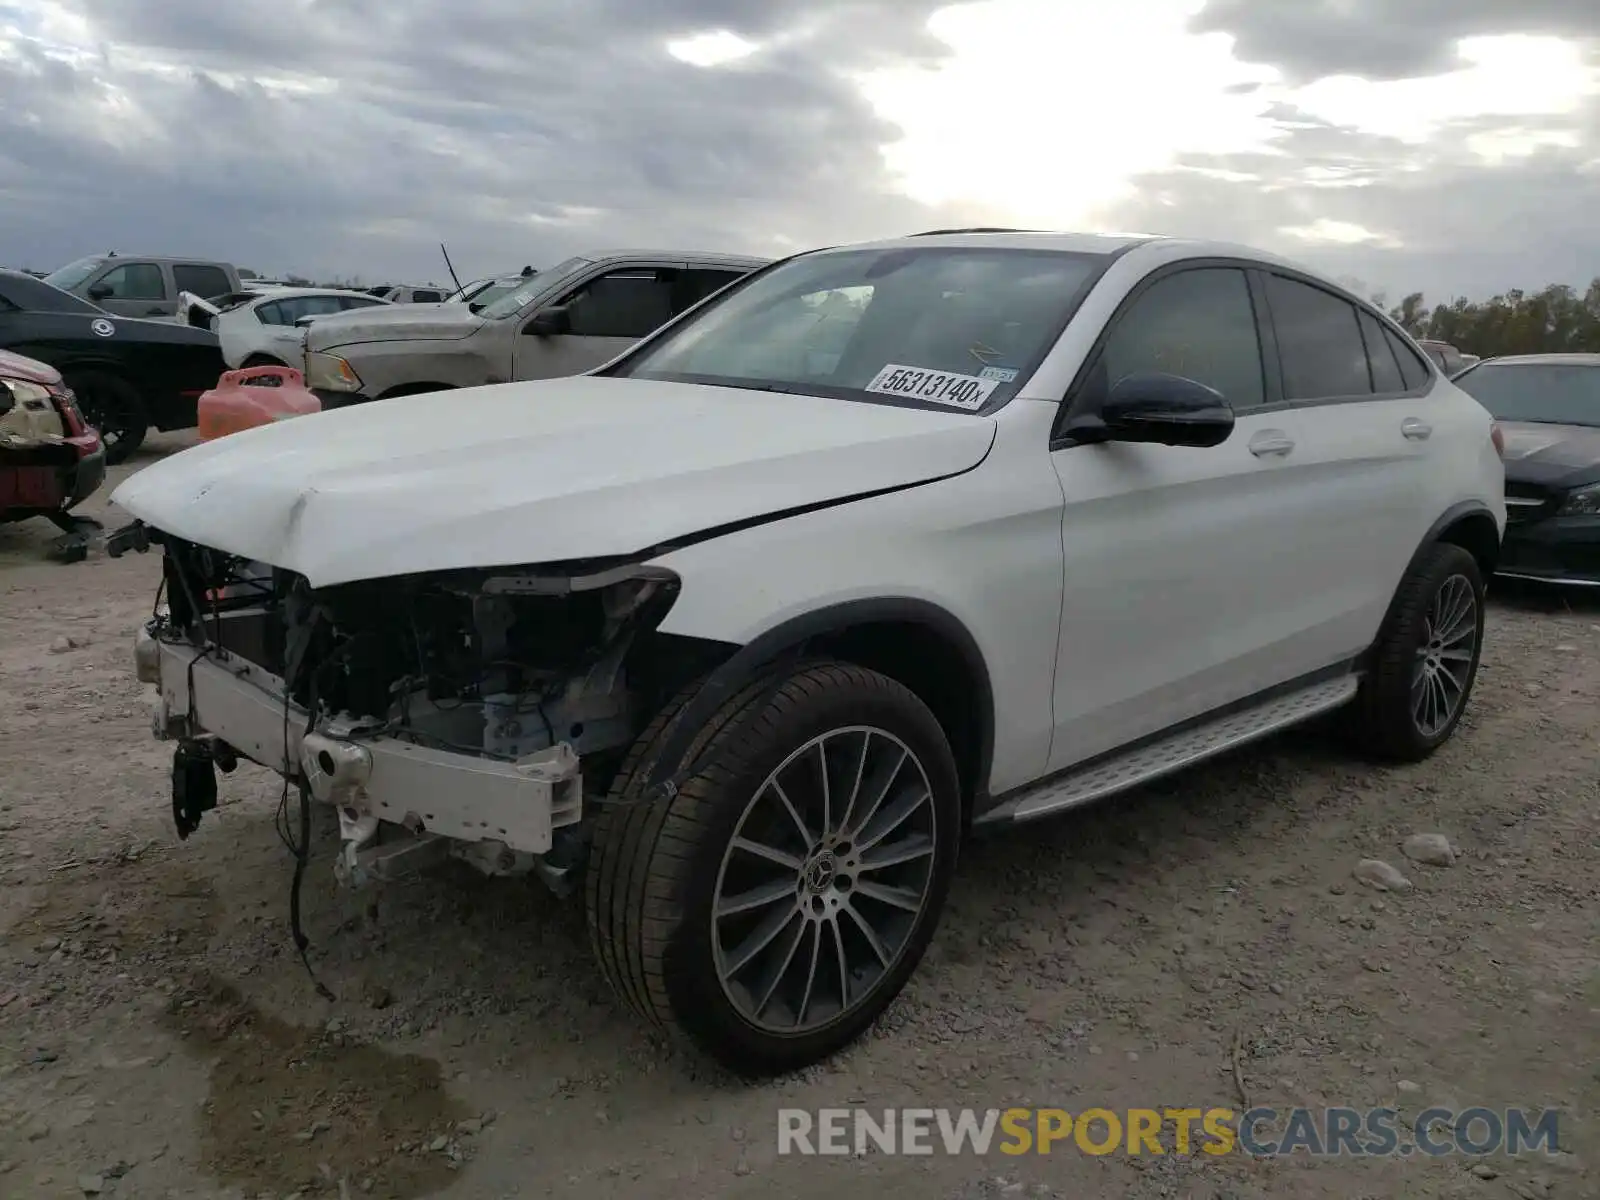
<box><xmin>171</xmin><ymin>739</ymin><xmax>218</xmax><ymax>840</ymax></box>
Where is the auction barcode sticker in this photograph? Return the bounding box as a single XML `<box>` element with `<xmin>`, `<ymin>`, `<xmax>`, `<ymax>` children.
<box><xmin>864</xmin><ymin>363</ymin><xmax>1000</xmax><ymax>410</ymax></box>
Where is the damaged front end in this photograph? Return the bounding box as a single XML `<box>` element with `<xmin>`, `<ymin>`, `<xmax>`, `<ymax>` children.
<box><xmin>122</xmin><ymin>524</ymin><xmax>723</xmax><ymax>895</ymax></box>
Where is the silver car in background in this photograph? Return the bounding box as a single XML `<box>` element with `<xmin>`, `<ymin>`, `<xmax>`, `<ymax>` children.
<box><xmin>303</xmin><ymin>249</ymin><xmax>769</xmax><ymax>405</ymax></box>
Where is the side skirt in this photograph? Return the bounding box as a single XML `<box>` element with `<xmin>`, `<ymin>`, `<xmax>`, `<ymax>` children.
<box><xmin>975</xmin><ymin>664</ymin><xmax>1362</xmax><ymax>827</ymax></box>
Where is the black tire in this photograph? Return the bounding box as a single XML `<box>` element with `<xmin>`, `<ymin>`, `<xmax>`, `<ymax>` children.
<box><xmin>1346</xmin><ymin>541</ymin><xmax>1486</xmax><ymax>762</ymax></box>
<box><xmin>64</xmin><ymin>371</ymin><xmax>148</xmax><ymax>465</ymax></box>
<box><xmin>586</xmin><ymin>661</ymin><xmax>961</xmax><ymax>1076</ymax></box>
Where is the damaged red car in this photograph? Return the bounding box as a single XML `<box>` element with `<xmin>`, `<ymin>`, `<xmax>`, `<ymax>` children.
<box><xmin>0</xmin><ymin>349</ymin><xmax>105</xmax><ymax>531</ymax></box>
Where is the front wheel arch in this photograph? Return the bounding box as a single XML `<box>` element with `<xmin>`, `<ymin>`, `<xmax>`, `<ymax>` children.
<box><xmin>641</xmin><ymin>597</ymin><xmax>996</xmax><ymax>821</ymax></box>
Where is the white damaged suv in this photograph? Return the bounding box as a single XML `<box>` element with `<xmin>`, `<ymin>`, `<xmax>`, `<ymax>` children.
<box><xmin>110</xmin><ymin>230</ymin><xmax>1505</xmax><ymax>1074</ymax></box>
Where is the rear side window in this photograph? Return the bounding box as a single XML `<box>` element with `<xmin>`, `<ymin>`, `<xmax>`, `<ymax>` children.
<box><xmin>1099</xmin><ymin>267</ymin><xmax>1266</xmax><ymax>409</ymax></box>
<box><xmin>1266</xmin><ymin>275</ymin><xmax>1371</xmax><ymax>400</ymax></box>
<box><xmin>255</xmin><ymin>301</ymin><xmax>287</xmax><ymax>326</ymax></box>
<box><xmin>1385</xmin><ymin>328</ymin><xmax>1432</xmax><ymax>389</ymax></box>
<box><xmin>411</xmin><ymin>289</ymin><xmax>445</xmax><ymax>303</ymax></box>
<box><xmin>1358</xmin><ymin>310</ymin><xmax>1405</xmax><ymax>394</ymax></box>
<box><xmin>173</xmin><ymin>264</ymin><xmax>231</xmax><ymax>297</ymax></box>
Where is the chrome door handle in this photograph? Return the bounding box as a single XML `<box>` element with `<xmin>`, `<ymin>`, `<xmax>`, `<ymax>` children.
<box><xmin>1401</xmin><ymin>418</ymin><xmax>1432</xmax><ymax>441</ymax></box>
<box><xmin>1248</xmin><ymin>430</ymin><xmax>1295</xmax><ymax>457</ymax></box>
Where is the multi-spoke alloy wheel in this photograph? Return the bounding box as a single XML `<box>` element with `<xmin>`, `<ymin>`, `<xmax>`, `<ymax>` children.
<box><xmin>711</xmin><ymin>726</ymin><xmax>937</xmax><ymax>1035</ymax></box>
<box><xmin>1411</xmin><ymin>573</ymin><xmax>1478</xmax><ymax>737</ymax></box>
<box><xmin>586</xmin><ymin>662</ymin><xmax>961</xmax><ymax>1075</ymax></box>
<box><xmin>1347</xmin><ymin>539</ymin><xmax>1486</xmax><ymax>762</ymax></box>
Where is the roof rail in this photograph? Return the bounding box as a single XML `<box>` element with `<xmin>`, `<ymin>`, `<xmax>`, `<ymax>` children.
<box><xmin>908</xmin><ymin>227</ymin><xmax>1037</xmax><ymax>236</ymax></box>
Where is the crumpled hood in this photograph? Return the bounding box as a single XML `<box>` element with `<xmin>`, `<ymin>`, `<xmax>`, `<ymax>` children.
<box><xmin>304</xmin><ymin>302</ymin><xmax>483</xmax><ymax>350</ymax></box>
<box><xmin>111</xmin><ymin>376</ymin><xmax>996</xmax><ymax>587</ymax></box>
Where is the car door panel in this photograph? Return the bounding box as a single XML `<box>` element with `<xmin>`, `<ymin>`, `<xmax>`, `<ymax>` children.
<box><xmin>1046</xmin><ymin>264</ymin><xmax>1310</xmax><ymax>771</ymax></box>
<box><xmin>1257</xmin><ymin>270</ymin><xmax>1436</xmax><ymax>646</ymax></box>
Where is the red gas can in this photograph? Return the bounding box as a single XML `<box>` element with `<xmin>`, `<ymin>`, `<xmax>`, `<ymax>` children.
<box><xmin>197</xmin><ymin>366</ymin><xmax>321</xmax><ymax>441</ymax></box>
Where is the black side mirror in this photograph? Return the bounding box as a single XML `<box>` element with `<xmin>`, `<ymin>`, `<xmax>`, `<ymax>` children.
<box><xmin>1069</xmin><ymin>371</ymin><xmax>1235</xmax><ymax>448</ymax></box>
<box><xmin>525</xmin><ymin>305</ymin><xmax>570</xmax><ymax>336</ymax></box>
<box><xmin>87</xmin><ymin>284</ymin><xmax>112</xmax><ymax>301</ymax></box>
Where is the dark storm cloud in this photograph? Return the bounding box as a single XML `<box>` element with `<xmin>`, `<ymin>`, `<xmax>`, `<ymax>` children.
<box><xmin>0</xmin><ymin>0</ymin><xmax>958</xmax><ymax>281</ymax></box>
<box><xmin>1192</xmin><ymin>0</ymin><xmax>1600</xmax><ymax>82</ymax></box>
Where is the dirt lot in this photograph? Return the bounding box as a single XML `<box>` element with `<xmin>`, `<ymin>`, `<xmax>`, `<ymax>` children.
<box><xmin>0</xmin><ymin>434</ymin><xmax>1596</xmax><ymax>1199</ymax></box>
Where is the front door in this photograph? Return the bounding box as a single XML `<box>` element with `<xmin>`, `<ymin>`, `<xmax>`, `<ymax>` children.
<box><xmin>1046</xmin><ymin>264</ymin><xmax>1325</xmax><ymax>771</ymax></box>
<box><xmin>512</xmin><ymin>264</ymin><xmax>681</xmax><ymax>381</ymax></box>
<box><xmin>88</xmin><ymin>261</ymin><xmax>173</xmax><ymax>319</ymax></box>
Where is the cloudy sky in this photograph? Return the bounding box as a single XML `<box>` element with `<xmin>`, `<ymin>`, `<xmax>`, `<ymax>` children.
<box><xmin>2</xmin><ymin>0</ymin><xmax>1597</xmax><ymax>302</ymax></box>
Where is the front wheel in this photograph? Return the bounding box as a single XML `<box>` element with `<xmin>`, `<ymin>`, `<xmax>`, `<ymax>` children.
<box><xmin>586</xmin><ymin>662</ymin><xmax>961</xmax><ymax>1075</ymax></box>
<box><xmin>1346</xmin><ymin>541</ymin><xmax>1486</xmax><ymax>762</ymax></box>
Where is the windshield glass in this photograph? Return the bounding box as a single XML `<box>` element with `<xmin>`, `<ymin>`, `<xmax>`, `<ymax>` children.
<box><xmin>463</xmin><ymin>278</ymin><xmax>526</xmax><ymax>308</ymax></box>
<box><xmin>1453</xmin><ymin>362</ymin><xmax>1600</xmax><ymax>427</ymax></box>
<box><xmin>478</xmin><ymin>257</ymin><xmax>590</xmax><ymax>320</ymax></box>
<box><xmin>610</xmin><ymin>246</ymin><xmax>1107</xmax><ymax>412</ymax></box>
<box><xmin>43</xmin><ymin>256</ymin><xmax>107</xmax><ymax>290</ymax></box>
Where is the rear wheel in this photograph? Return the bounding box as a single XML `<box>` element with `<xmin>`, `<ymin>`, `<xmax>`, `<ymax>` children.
<box><xmin>64</xmin><ymin>371</ymin><xmax>148</xmax><ymax>465</ymax></box>
<box><xmin>586</xmin><ymin>661</ymin><xmax>961</xmax><ymax>1075</ymax></box>
<box><xmin>1346</xmin><ymin>541</ymin><xmax>1485</xmax><ymax>761</ymax></box>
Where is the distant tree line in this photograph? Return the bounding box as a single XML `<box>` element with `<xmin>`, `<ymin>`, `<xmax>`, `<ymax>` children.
<box><xmin>1382</xmin><ymin>280</ymin><xmax>1600</xmax><ymax>358</ymax></box>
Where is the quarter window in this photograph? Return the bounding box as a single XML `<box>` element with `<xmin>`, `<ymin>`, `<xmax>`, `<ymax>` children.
<box><xmin>97</xmin><ymin>263</ymin><xmax>167</xmax><ymax>301</ymax></box>
<box><xmin>1098</xmin><ymin>268</ymin><xmax>1265</xmax><ymax>409</ymax></box>
<box><xmin>1267</xmin><ymin>275</ymin><xmax>1371</xmax><ymax>400</ymax></box>
<box><xmin>1358</xmin><ymin>310</ymin><xmax>1405</xmax><ymax>394</ymax></box>
<box><xmin>1386</xmin><ymin>328</ymin><xmax>1433</xmax><ymax>390</ymax></box>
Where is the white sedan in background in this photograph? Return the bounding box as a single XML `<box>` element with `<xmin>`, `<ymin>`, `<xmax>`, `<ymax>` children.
<box><xmin>180</xmin><ymin>288</ymin><xmax>393</xmax><ymax>370</ymax></box>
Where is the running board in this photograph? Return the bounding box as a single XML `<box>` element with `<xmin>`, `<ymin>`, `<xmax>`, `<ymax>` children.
<box><xmin>979</xmin><ymin>674</ymin><xmax>1361</xmax><ymax>825</ymax></box>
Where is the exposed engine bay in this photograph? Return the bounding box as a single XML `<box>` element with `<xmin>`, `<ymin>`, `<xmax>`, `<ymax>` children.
<box><xmin>125</xmin><ymin>524</ymin><xmax>731</xmax><ymax>893</ymax></box>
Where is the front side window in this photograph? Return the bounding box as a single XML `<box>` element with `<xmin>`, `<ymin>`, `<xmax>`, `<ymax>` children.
<box><xmin>411</xmin><ymin>289</ymin><xmax>445</xmax><ymax>304</ymax></box>
<box><xmin>562</xmin><ymin>269</ymin><xmax>677</xmax><ymax>338</ymax></box>
<box><xmin>1453</xmin><ymin>363</ymin><xmax>1600</xmax><ymax>427</ymax></box>
<box><xmin>339</xmin><ymin>295</ymin><xmax>386</xmax><ymax>312</ymax></box>
<box><xmin>1096</xmin><ymin>267</ymin><xmax>1265</xmax><ymax>409</ymax></box>
<box><xmin>1267</xmin><ymin>275</ymin><xmax>1371</xmax><ymax>400</ymax></box>
<box><xmin>98</xmin><ymin>263</ymin><xmax>167</xmax><ymax>301</ymax></box>
<box><xmin>614</xmin><ymin>247</ymin><xmax>1107</xmax><ymax>413</ymax></box>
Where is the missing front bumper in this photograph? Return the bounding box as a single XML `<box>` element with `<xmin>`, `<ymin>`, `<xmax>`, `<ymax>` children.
<box><xmin>145</xmin><ymin>635</ymin><xmax>585</xmax><ymax>877</ymax></box>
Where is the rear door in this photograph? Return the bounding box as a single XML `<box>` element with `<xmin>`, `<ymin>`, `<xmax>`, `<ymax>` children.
<box><xmin>1252</xmin><ymin>269</ymin><xmax>1438</xmax><ymax>653</ymax></box>
<box><xmin>512</xmin><ymin>262</ymin><xmax>681</xmax><ymax>380</ymax></box>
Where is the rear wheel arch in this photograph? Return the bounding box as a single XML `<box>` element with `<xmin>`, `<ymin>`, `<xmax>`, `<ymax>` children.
<box><xmin>642</xmin><ymin>597</ymin><xmax>996</xmax><ymax>823</ymax></box>
<box><xmin>1432</xmin><ymin>504</ymin><xmax>1501</xmax><ymax>577</ymax></box>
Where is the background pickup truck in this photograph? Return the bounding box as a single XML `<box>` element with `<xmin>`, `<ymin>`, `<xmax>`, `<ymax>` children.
<box><xmin>42</xmin><ymin>256</ymin><xmax>243</xmax><ymax>322</ymax></box>
<box><xmin>302</xmin><ymin>250</ymin><xmax>769</xmax><ymax>405</ymax></box>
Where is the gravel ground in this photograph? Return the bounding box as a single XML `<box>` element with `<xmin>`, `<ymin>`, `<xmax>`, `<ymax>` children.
<box><xmin>0</xmin><ymin>433</ymin><xmax>1596</xmax><ymax>1199</ymax></box>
